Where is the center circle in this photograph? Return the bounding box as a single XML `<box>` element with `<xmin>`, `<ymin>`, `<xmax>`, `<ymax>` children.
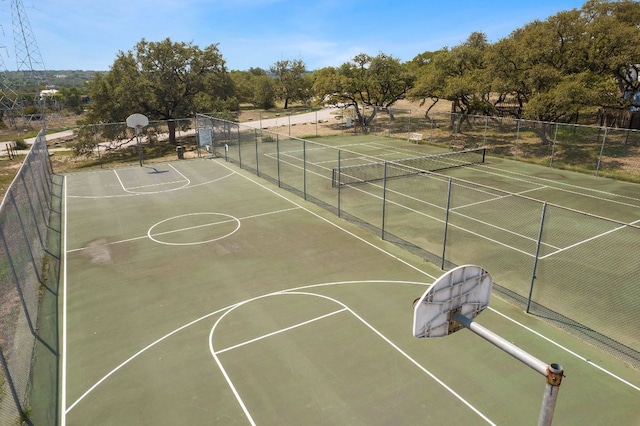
<box><xmin>148</xmin><ymin>213</ymin><xmax>241</xmax><ymax>246</ymax></box>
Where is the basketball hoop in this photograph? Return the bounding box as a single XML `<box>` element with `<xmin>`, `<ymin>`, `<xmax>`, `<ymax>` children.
<box><xmin>126</xmin><ymin>113</ymin><xmax>149</xmax><ymax>166</ymax></box>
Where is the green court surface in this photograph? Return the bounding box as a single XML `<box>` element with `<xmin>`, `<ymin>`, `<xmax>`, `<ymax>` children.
<box><xmin>61</xmin><ymin>157</ymin><xmax>640</xmax><ymax>425</ymax></box>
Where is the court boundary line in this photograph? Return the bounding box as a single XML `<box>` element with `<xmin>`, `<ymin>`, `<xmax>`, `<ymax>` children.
<box><xmin>61</xmin><ymin>176</ymin><xmax>68</xmax><ymax>426</ymax></box>
<box><xmin>114</xmin><ymin>164</ymin><xmax>190</xmax><ymax>193</ymax></box>
<box><xmin>67</xmin><ymin>168</ymin><xmax>235</xmax><ymax>199</ymax></box>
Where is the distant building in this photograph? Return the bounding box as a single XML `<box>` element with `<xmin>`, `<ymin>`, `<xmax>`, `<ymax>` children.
<box><xmin>39</xmin><ymin>89</ymin><xmax>59</xmax><ymax>99</ymax></box>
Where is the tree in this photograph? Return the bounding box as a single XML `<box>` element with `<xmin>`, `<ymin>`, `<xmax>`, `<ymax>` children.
<box><xmin>406</xmin><ymin>49</ymin><xmax>449</xmax><ymax>117</ymax></box>
<box><xmin>270</xmin><ymin>59</ymin><xmax>311</xmax><ymax>109</ymax></box>
<box><xmin>59</xmin><ymin>87</ymin><xmax>85</xmax><ymax>114</ymax></box>
<box><xmin>86</xmin><ymin>38</ymin><xmax>237</xmax><ymax>145</ymax></box>
<box><xmin>230</xmin><ymin>68</ymin><xmax>276</xmax><ymax>109</ymax></box>
<box><xmin>313</xmin><ymin>52</ymin><xmax>414</xmax><ymax>126</ymax></box>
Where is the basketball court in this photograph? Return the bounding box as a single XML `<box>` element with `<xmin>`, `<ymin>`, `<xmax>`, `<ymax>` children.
<box><xmin>60</xmin><ymin>155</ymin><xmax>640</xmax><ymax>425</ymax></box>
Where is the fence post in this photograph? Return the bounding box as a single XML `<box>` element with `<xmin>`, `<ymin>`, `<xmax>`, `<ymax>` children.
<box><xmin>441</xmin><ymin>178</ymin><xmax>453</xmax><ymax>270</ymax></box>
<box><xmin>430</xmin><ymin>116</ymin><xmax>434</xmax><ymax>142</ymax></box>
<box><xmin>276</xmin><ymin>134</ymin><xmax>281</xmax><ymax>187</ymax></box>
<box><xmin>527</xmin><ymin>202</ymin><xmax>548</xmax><ymax>313</ymax></box>
<box><xmin>483</xmin><ymin>116</ymin><xmax>488</xmax><ymax>147</ymax></box>
<box><xmin>595</xmin><ymin>127</ymin><xmax>608</xmax><ymax>177</ymax></box>
<box><xmin>237</xmin><ymin>124</ymin><xmax>242</xmax><ymax>167</ymax></box>
<box><xmin>337</xmin><ymin>150</ymin><xmax>342</xmax><ymax>217</ymax></box>
<box><xmin>515</xmin><ymin>119</ymin><xmax>521</xmax><ymax>160</ymax></box>
<box><xmin>549</xmin><ymin>124</ymin><xmax>558</xmax><ymax>167</ymax></box>
<box><xmin>254</xmin><ymin>129</ymin><xmax>260</xmax><ymax>177</ymax></box>
<box><xmin>303</xmin><ymin>139</ymin><xmax>307</xmax><ymax>200</ymax></box>
<box><xmin>381</xmin><ymin>162</ymin><xmax>388</xmax><ymax>239</ymax></box>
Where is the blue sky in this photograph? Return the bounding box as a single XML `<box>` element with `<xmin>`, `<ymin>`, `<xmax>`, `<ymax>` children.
<box><xmin>2</xmin><ymin>0</ymin><xmax>587</xmax><ymax>72</ymax></box>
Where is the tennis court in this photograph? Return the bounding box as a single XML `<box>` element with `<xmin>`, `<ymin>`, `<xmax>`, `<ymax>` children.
<box><xmin>61</xmin><ymin>154</ymin><xmax>640</xmax><ymax>425</ymax></box>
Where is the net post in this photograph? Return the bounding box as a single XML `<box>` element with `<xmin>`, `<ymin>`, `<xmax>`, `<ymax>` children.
<box><xmin>527</xmin><ymin>202</ymin><xmax>547</xmax><ymax>313</ymax></box>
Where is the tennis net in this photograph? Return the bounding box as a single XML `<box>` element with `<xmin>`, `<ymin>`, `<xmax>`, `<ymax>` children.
<box><xmin>332</xmin><ymin>148</ymin><xmax>486</xmax><ymax>187</ymax></box>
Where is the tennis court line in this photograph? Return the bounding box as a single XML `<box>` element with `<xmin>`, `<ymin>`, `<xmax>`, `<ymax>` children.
<box><xmin>475</xmin><ymin>163</ymin><xmax>640</xmax><ymax>209</ymax></box>
<box><xmin>540</xmin><ymin>220</ymin><xmax>637</xmax><ymax>260</ymax></box>
<box><xmin>449</xmin><ymin>186</ymin><xmax>547</xmax><ymax>211</ymax></box>
<box><xmin>208</xmin><ymin>290</ymin><xmax>496</xmax><ymax>426</ymax></box>
<box><xmin>347</xmin><ymin>179</ymin><xmax>551</xmax><ymax>257</ymax></box>
<box><xmin>488</xmin><ymin>307</ymin><xmax>640</xmax><ymax>392</ymax></box>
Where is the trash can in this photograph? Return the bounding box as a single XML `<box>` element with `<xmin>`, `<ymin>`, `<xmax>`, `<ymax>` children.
<box><xmin>176</xmin><ymin>145</ymin><xmax>184</xmax><ymax>159</ymax></box>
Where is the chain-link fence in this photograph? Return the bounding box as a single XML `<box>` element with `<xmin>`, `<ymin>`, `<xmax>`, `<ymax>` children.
<box><xmin>196</xmin><ymin>113</ymin><xmax>640</xmax><ymax>369</ymax></box>
<box><xmin>0</xmin><ymin>130</ymin><xmax>56</xmax><ymax>424</ymax></box>
<box><xmin>239</xmin><ymin>106</ymin><xmax>640</xmax><ymax>182</ymax></box>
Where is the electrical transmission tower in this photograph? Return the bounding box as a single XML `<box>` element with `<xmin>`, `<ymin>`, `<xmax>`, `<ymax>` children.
<box><xmin>0</xmin><ymin>40</ymin><xmax>23</xmax><ymax>128</ymax></box>
<box><xmin>11</xmin><ymin>0</ymin><xmax>46</xmax><ymax>87</ymax></box>
<box><xmin>1</xmin><ymin>0</ymin><xmax>49</xmax><ymax>129</ymax></box>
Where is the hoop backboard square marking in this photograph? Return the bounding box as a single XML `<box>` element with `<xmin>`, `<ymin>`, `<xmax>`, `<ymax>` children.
<box><xmin>413</xmin><ymin>265</ymin><xmax>493</xmax><ymax>338</ymax></box>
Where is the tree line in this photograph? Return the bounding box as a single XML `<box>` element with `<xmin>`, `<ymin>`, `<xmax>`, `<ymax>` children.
<box><xmin>77</xmin><ymin>0</ymin><xmax>640</xmax><ymax>145</ymax></box>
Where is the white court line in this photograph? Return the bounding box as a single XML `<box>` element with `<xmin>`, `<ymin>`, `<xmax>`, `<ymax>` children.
<box><xmin>540</xmin><ymin>221</ymin><xmax>637</xmax><ymax>260</ymax></box>
<box><xmin>475</xmin><ymin>163</ymin><xmax>640</xmax><ymax>208</ymax></box>
<box><xmin>61</xmin><ymin>176</ymin><xmax>68</xmax><ymax>426</ymax></box>
<box><xmin>127</xmin><ymin>179</ymin><xmax>186</xmax><ymax>189</ymax></box>
<box><xmin>114</xmin><ymin>164</ymin><xmax>191</xmax><ymax>194</ymax></box>
<box><xmin>208</xmin><ymin>291</ymin><xmax>496</xmax><ymax>426</ymax></box>
<box><xmin>256</xmin><ymin>151</ymin><xmax>624</xmax><ymax>258</ymax></box>
<box><xmin>62</xmin><ymin>161</ymin><xmax>639</xmax><ymax>421</ymax></box>
<box><xmin>66</xmin><ymin>207</ymin><xmax>300</xmax><ymax>253</ymax></box>
<box><xmin>489</xmin><ymin>307</ymin><xmax>640</xmax><ymax>392</ymax></box>
<box><xmin>214</xmin><ymin>308</ymin><xmax>348</xmax><ymax>355</ymax></box>
<box><xmin>277</xmin><ymin>152</ymin><xmax>546</xmax><ymax>255</ymax></box>
<box><xmin>449</xmin><ymin>186</ymin><xmax>548</xmax><ymax>210</ymax></box>
<box><xmin>216</xmin><ymin>161</ymin><xmax>440</xmax><ymax>280</ymax></box>
<box><xmin>67</xmin><ymin>168</ymin><xmax>235</xmax><ymax>199</ymax></box>
<box><xmin>63</xmin><ymin>280</ymin><xmax>640</xmax><ymax>419</ymax></box>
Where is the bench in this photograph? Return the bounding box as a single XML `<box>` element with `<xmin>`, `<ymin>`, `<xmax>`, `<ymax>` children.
<box><xmin>408</xmin><ymin>132</ymin><xmax>423</xmax><ymax>143</ymax></box>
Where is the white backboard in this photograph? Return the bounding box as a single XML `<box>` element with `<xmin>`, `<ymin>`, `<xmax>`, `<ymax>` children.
<box><xmin>126</xmin><ymin>113</ymin><xmax>149</xmax><ymax>129</ymax></box>
<box><xmin>413</xmin><ymin>265</ymin><xmax>492</xmax><ymax>338</ymax></box>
